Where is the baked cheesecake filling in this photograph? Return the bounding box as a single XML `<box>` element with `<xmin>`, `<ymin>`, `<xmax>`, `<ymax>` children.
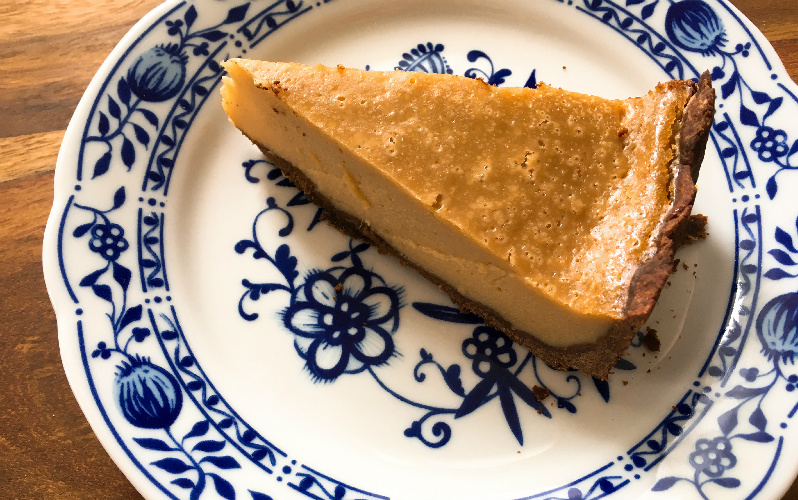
<box><xmin>222</xmin><ymin>60</ymin><xmax>697</xmax><ymax>348</ymax></box>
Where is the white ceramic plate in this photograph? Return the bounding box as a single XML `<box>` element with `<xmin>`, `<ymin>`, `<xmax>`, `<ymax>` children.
<box><xmin>43</xmin><ymin>0</ymin><xmax>798</xmax><ymax>499</ymax></box>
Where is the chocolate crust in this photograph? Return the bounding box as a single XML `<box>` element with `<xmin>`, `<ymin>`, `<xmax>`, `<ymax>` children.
<box><xmin>247</xmin><ymin>73</ymin><xmax>715</xmax><ymax>379</ymax></box>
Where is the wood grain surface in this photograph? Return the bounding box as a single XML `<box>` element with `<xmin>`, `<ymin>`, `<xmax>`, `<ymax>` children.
<box><xmin>0</xmin><ymin>1</ymin><xmax>796</xmax><ymax>499</ymax></box>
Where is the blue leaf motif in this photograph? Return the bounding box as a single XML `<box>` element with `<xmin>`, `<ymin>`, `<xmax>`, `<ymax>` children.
<box><xmin>718</xmin><ymin>408</ymin><xmax>738</xmax><ymax>434</ymax></box>
<box><xmin>121</xmin><ymin>137</ymin><xmax>136</xmax><ymax>168</ymax></box>
<box><xmin>224</xmin><ymin>4</ymin><xmax>250</xmax><ymax>24</ymax></box>
<box><xmin>184</xmin><ymin>420</ymin><xmax>210</xmax><ymax>440</ymax></box>
<box><xmin>499</xmin><ymin>385</ymin><xmax>523</xmax><ymax>445</ymax></box>
<box><xmin>112</xmin><ymin>186</ymin><xmax>126</xmax><ymax>209</ymax></box>
<box><xmin>73</xmin><ymin>222</ymin><xmax>95</xmax><ymax>238</ymax></box>
<box><xmin>80</xmin><ymin>268</ymin><xmax>105</xmax><ymax>287</ymax></box>
<box><xmin>765</xmin><ymin>268</ymin><xmax>795</xmax><ymax>280</ymax></box>
<box><xmin>92</xmin><ymin>284</ymin><xmax>113</xmax><ymax>302</ymax></box>
<box><xmin>330</xmin><ymin>250</ymin><xmax>349</xmax><ymax>262</ymax></box>
<box><xmin>93</xmin><ymin>152</ymin><xmax>112</xmax><ymax>179</ymax></box>
<box><xmin>739</xmin><ymin>105</ymin><xmax>759</xmax><ymax>127</ymax></box>
<box><xmin>770</xmin><ymin>249</ymin><xmax>797</xmax><ymax>266</ymax></box>
<box><xmin>118</xmin><ymin>78</ymin><xmax>131</xmax><ymax>105</ymax></box>
<box><xmin>151</xmin><ymin>457</ymin><xmax>192</xmax><ymax>474</ymax></box>
<box><xmin>119</xmin><ymin>304</ymin><xmax>142</xmax><ymax>330</ymax></box>
<box><xmin>133</xmin><ymin>437</ymin><xmax>174</xmax><ymax>451</ymax></box>
<box><xmin>184</xmin><ymin>5</ymin><xmax>197</xmax><ymax>28</ymax></box>
<box><xmin>750</xmin><ymin>90</ymin><xmax>771</xmax><ymax>104</ymax></box>
<box><xmin>721</xmin><ymin>72</ymin><xmax>738</xmax><ymax>99</ymax></box>
<box><xmin>108</xmin><ymin>95</ymin><xmax>121</xmax><ymax>119</ymax></box>
<box><xmin>171</xmin><ymin>477</ymin><xmax>195</xmax><ymax>489</ymax></box>
<box><xmin>739</xmin><ymin>431</ymin><xmax>774</xmax><ymax>442</ymax></box>
<box><xmin>749</xmin><ymin>406</ymin><xmax>767</xmax><ymax>431</ymax></box>
<box><xmin>192</xmin><ymin>439</ymin><xmax>227</xmax><ymax>453</ymax></box>
<box><xmin>455</xmin><ymin>377</ymin><xmax>494</xmax><ymax>418</ymax></box>
<box><xmin>113</xmin><ymin>262</ymin><xmax>132</xmax><ymax>291</ymax></box>
<box><xmin>200</xmin><ymin>30</ymin><xmax>227</xmax><ymax>42</ymax></box>
<box><xmin>139</xmin><ymin>108</ymin><xmax>159</xmax><ymax>128</ymax></box>
<box><xmin>641</xmin><ymin>0</ymin><xmax>658</xmax><ymax>19</ymax></box>
<box><xmin>766</xmin><ymin>176</ymin><xmax>778</xmax><ymax>199</ymax></box>
<box><xmin>712</xmin><ymin>477</ymin><xmax>742</xmax><ymax>488</ymax></box>
<box><xmin>132</xmin><ymin>123</ymin><xmax>150</xmax><ymax>147</ymax></box>
<box><xmin>776</xmin><ymin>227</ymin><xmax>797</xmax><ymax>253</ymax></box>
<box><xmin>652</xmin><ymin>477</ymin><xmax>680</xmax><ymax>491</ymax></box>
<box><xmin>249</xmin><ymin>492</ymin><xmax>273</xmax><ymax>500</ymax></box>
<box><xmin>412</xmin><ymin>302</ymin><xmax>483</xmax><ymax>324</ymax></box>
<box><xmin>201</xmin><ymin>455</ymin><xmax>241</xmax><ymax>469</ymax></box>
<box><xmin>765</xmin><ymin>95</ymin><xmax>784</xmax><ymax>118</ymax></box>
<box><xmin>98</xmin><ymin>112</ymin><xmax>110</xmax><ymax>136</ymax></box>
<box><xmin>593</xmin><ymin>377</ymin><xmax>610</xmax><ymax>402</ymax></box>
<box><xmin>725</xmin><ymin>385</ymin><xmax>768</xmax><ymax>398</ymax></box>
<box><xmin>614</xmin><ymin>358</ymin><xmax>636</xmax><ymax>370</ymax></box>
<box><xmin>209</xmin><ymin>473</ymin><xmax>236</xmax><ymax>500</ymax></box>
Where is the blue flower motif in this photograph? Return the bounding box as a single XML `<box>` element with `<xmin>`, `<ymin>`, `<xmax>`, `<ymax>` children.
<box><xmin>665</xmin><ymin>0</ymin><xmax>726</xmax><ymax>55</ymax></box>
<box><xmin>463</xmin><ymin>326</ymin><xmax>517</xmax><ymax>376</ymax></box>
<box><xmin>689</xmin><ymin>437</ymin><xmax>736</xmax><ymax>477</ymax></box>
<box><xmin>751</xmin><ymin>126</ymin><xmax>789</xmax><ymax>162</ymax></box>
<box><xmin>283</xmin><ymin>267</ymin><xmax>401</xmax><ymax>381</ymax></box>
<box><xmin>126</xmin><ymin>44</ymin><xmax>187</xmax><ymax>102</ymax></box>
<box><xmin>114</xmin><ymin>356</ymin><xmax>183</xmax><ymax>429</ymax></box>
<box><xmin>756</xmin><ymin>292</ymin><xmax>798</xmax><ymax>362</ymax></box>
<box><xmin>89</xmin><ymin>223</ymin><xmax>129</xmax><ymax>261</ymax></box>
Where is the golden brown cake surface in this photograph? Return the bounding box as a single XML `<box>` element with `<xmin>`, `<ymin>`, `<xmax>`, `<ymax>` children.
<box><xmin>221</xmin><ymin>59</ymin><xmax>714</xmax><ymax>378</ymax></box>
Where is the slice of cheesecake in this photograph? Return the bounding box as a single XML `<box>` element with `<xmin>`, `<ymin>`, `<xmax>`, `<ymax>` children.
<box><xmin>221</xmin><ymin>59</ymin><xmax>714</xmax><ymax>379</ymax></box>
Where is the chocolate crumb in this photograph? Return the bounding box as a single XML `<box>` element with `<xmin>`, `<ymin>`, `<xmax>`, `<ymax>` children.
<box><xmin>532</xmin><ymin>385</ymin><xmax>550</xmax><ymax>401</ymax></box>
<box><xmin>642</xmin><ymin>327</ymin><xmax>661</xmax><ymax>352</ymax></box>
<box><xmin>683</xmin><ymin>262</ymin><xmax>689</xmax><ymax>271</ymax></box>
<box><xmin>674</xmin><ymin>214</ymin><xmax>708</xmax><ymax>246</ymax></box>
<box><xmin>622</xmin><ymin>380</ymin><xmax>628</xmax><ymax>386</ymax></box>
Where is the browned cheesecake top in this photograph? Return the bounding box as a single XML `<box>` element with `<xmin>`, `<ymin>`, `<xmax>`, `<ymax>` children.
<box><xmin>238</xmin><ymin>62</ymin><xmax>694</xmax><ymax>318</ymax></box>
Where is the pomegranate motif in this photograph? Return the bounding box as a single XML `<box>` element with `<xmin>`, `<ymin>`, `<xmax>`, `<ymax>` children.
<box><xmin>114</xmin><ymin>356</ymin><xmax>183</xmax><ymax>429</ymax></box>
<box><xmin>126</xmin><ymin>44</ymin><xmax>188</xmax><ymax>102</ymax></box>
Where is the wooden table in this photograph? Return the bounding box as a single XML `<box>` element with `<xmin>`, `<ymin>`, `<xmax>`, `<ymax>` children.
<box><xmin>1</xmin><ymin>0</ymin><xmax>796</xmax><ymax>498</ymax></box>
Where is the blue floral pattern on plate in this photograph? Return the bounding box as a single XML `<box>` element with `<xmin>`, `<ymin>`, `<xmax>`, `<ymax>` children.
<box><xmin>43</xmin><ymin>0</ymin><xmax>798</xmax><ymax>499</ymax></box>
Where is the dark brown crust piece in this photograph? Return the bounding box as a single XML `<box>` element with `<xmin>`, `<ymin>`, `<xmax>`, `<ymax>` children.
<box><xmin>247</xmin><ymin>72</ymin><xmax>715</xmax><ymax>380</ymax></box>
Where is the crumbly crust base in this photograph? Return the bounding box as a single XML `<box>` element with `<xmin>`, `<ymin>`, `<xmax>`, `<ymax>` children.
<box><xmin>247</xmin><ymin>72</ymin><xmax>715</xmax><ymax>379</ymax></box>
